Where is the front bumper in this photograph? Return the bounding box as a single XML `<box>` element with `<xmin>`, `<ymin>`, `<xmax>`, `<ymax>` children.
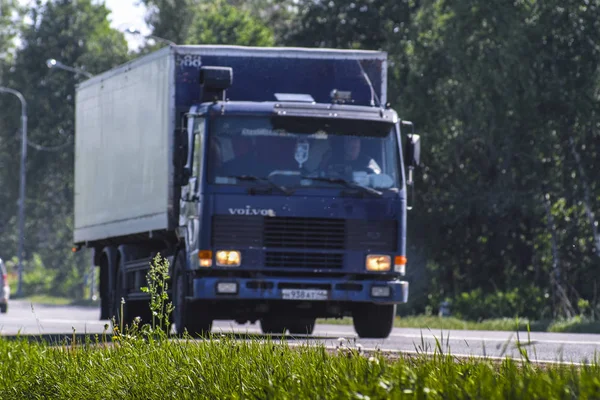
<box><xmin>192</xmin><ymin>276</ymin><xmax>409</xmax><ymax>304</ymax></box>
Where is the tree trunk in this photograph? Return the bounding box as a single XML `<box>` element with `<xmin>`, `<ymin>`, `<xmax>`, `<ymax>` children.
<box><xmin>543</xmin><ymin>192</ymin><xmax>575</xmax><ymax>318</ymax></box>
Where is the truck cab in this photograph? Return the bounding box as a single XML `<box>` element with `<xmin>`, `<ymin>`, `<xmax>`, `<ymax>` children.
<box><xmin>174</xmin><ymin>69</ymin><xmax>420</xmax><ymax>338</ymax></box>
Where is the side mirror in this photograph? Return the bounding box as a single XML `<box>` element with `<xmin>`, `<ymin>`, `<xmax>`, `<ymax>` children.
<box><xmin>400</xmin><ymin>121</ymin><xmax>420</xmax><ymax>211</ymax></box>
<box><xmin>401</xmin><ymin>121</ymin><xmax>420</xmax><ymax>168</ymax></box>
<box><xmin>405</xmin><ymin>134</ymin><xmax>421</xmax><ymax>167</ymax></box>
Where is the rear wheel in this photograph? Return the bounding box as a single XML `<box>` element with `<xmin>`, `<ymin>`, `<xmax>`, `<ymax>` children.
<box><xmin>173</xmin><ymin>252</ymin><xmax>212</xmax><ymax>337</ymax></box>
<box><xmin>352</xmin><ymin>304</ymin><xmax>396</xmax><ymax>339</ymax></box>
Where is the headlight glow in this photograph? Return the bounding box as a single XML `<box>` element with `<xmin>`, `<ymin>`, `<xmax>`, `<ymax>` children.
<box><xmin>366</xmin><ymin>255</ymin><xmax>391</xmax><ymax>271</ymax></box>
<box><xmin>216</xmin><ymin>250</ymin><xmax>241</xmax><ymax>267</ymax></box>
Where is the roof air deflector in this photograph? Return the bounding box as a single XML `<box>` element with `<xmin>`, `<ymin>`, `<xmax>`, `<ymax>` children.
<box><xmin>274</xmin><ymin>93</ymin><xmax>315</xmax><ymax>103</ymax></box>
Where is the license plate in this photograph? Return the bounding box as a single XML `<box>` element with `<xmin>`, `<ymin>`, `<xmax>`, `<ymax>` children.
<box><xmin>281</xmin><ymin>289</ymin><xmax>328</xmax><ymax>301</ymax></box>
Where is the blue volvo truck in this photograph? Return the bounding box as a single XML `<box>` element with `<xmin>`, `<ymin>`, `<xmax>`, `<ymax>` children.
<box><xmin>73</xmin><ymin>45</ymin><xmax>421</xmax><ymax>338</ymax></box>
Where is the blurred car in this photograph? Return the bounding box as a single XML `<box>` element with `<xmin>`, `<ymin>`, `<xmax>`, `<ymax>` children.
<box><xmin>0</xmin><ymin>258</ymin><xmax>8</xmax><ymax>313</ymax></box>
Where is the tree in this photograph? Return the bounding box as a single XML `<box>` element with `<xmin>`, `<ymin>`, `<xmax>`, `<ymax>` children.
<box><xmin>0</xmin><ymin>0</ymin><xmax>20</xmax><ymax>59</ymax></box>
<box><xmin>392</xmin><ymin>0</ymin><xmax>600</xmax><ymax>318</ymax></box>
<box><xmin>185</xmin><ymin>0</ymin><xmax>274</xmax><ymax>46</ymax></box>
<box><xmin>139</xmin><ymin>0</ymin><xmax>290</xmax><ymax>46</ymax></box>
<box><xmin>139</xmin><ymin>0</ymin><xmax>195</xmax><ymax>45</ymax></box>
<box><xmin>0</xmin><ymin>0</ymin><xmax>130</xmax><ymax>297</ymax></box>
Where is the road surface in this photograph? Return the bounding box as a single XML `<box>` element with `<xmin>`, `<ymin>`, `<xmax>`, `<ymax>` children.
<box><xmin>1</xmin><ymin>299</ymin><xmax>599</xmax><ymax>365</ymax></box>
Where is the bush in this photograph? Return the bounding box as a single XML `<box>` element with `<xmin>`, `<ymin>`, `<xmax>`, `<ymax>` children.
<box><xmin>449</xmin><ymin>286</ymin><xmax>551</xmax><ymax>321</ymax></box>
<box><xmin>5</xmin><ymin>254</ymin><xmax>57</xmax><ymax>296</ymax></box>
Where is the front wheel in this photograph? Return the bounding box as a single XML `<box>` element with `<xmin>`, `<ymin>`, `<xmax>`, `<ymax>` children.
<box><xmin>352</xmin><ymin>304</ymin><xmax>396</xmax><ymax>339</ymax></box>
<box><xmin>260</xmin><ymin>317</ymin><xmax>287</xmax><ymax>335</ymax></box>
<box><xmin>173</xmin><ymin>252</ymin><xmax>212</xmax><ymax>337</ymax></box>
<box><xmin>288</xmin><ymin>318</ymin><xmax>316</xmax><ymax>335</ymax></box>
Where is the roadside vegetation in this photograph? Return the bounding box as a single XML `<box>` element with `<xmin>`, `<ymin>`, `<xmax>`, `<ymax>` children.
<box><xmin>319</xmin><ymin>315</ymin><xmax>600</xmax><ymax>334</ymax></box>
<box><xmin>1</xmin><ymin>255</ymin><xmax>599</xmax><ymax>399</ymax></box>
<box><xmin>2</xmin><ymin>331</ymin><xmax>600</xmax><ymax>399</ymax></box>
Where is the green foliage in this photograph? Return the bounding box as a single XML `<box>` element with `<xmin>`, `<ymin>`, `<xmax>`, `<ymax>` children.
<box><xmin>0</xmin><ymin>0</ymin><xmax>130</xmax><ymax>300</ymax></box>
<box><xmin>139</xmin><ymin>0</ymin><xmax>195</xmax><ymax>45</ymax></box>
<box><xmin>5</xmin><ymin>254</ymin><xmax>55</xmax><ymax>295</ymax></box>
<box><xmin>185</xmin><ymin>0</ymin><xmax>275</xmax><ymax>46</ymax></box>
<box><xmin>0</xmin><ymin>0</ymin><xmax>21</xmax><ymax>60</ymax></box>
<box><xmin>5</xmin><ymin>252</ymin><xmax>86</xmax><ymax>299</ymax></box>
<box><xmin>0</xmin><ymin>332</ymin><xmax>599</xmax><ymax>398</ymax></box>
<box><xmin>450</xmin><ymin>287</ymin><xmax>551</xmax><ymax>321</ymax></box>
<box><xmin>138</xmin><ymin>0</ymin><xmax>278</xmax><ymax>47</ymax></box>
<box><xmin>395</xmin><ymin>0</ymin><xmax>600</xmax><ymax>319</ymax></box>
<box><xmin>140</xmin><ymin>253</ymin><xmax>174</xmax><ymax>333</ymax></box>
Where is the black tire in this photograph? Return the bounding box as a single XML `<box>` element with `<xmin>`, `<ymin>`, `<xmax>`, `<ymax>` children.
<box><xmin>0</xmin><ymin>303</ymin><xmax>7</xmax><ymax>314</ymax></box>
<box><xmin>288</xmin><ymin>318</ymin><xmax>316</xmax><ymax>335</ymax></box>
<box><xmin>260</xmin><ymin>317</ymin><xmax>288</xmax><ymax>335</ymax></box>
<box><xmin>173</xmin><ymin>251</ymin><xmax>212</xmax><ymax>337</ymax></box>
<box><xmin>352</xmin><ymin>304</ymin><xmax>396</xmax><ymax>339</ymax></box>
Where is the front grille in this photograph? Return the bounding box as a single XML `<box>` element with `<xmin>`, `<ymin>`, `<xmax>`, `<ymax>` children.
<box><xmin>212</xmin><ymin>215</ymin><xmax>263</xmax><ymax>248</ymax></box>
<box><xmin>346</xmin><ymin>219</ymin><xmax>397</xmax><ymax>252</ymax></box>
<box><xmin>265</xmin><ymin>251</ymin><xmax>344</xmax><ymax>269</ymax></box>
<box><xmin>212</xmin><ymin>215</ymin><xmax>398</xmax><ymax>257</ymax></box>
<box><xmin>264</xmin><ymin>217</ymin><xmax>345</xmax><ymax>249</ymax></box>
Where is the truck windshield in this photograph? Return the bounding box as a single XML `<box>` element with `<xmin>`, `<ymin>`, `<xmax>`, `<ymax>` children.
<box><xmin>207</xmin><ymin>116</ymin><xmax>401</xmax><ymax>190</ymax></box>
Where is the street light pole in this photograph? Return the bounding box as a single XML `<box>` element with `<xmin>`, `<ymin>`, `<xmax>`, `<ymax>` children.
<box><xmin>46</xmin><ymin>59</ymin><xmax>93</xmax><ymax>79</ymax></box>
<box><xmin>45</xmin><ymin>59</ymin><xmax>97</xmax><ymax>301</ymax></box>
<box><xmin>0</xmin><ymin>86</ymin><xmax>27</xmax><ymax>298</ymax></box>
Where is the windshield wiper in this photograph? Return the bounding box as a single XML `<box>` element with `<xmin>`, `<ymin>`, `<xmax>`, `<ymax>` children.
<box><xmin>231</xmin><ymin>175</ymin><xmax>293</xmax><ymax>195</ymax></box>
<box><xmin>302</xmin><ymin>176</ymin><xmax>382</xmax><ymax>197</ymax></box>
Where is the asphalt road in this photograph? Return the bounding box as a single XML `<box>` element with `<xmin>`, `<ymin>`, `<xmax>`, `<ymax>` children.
<box><xmin>1</xmin><ymin>299</ymin><xmax>599</xmax><ymax>365</ymax></box>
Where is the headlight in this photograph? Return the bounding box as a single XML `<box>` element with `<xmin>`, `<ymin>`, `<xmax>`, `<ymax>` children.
<box><xmin>366</xmin><ymin>255</ymin><xmax>391</xmax><ymax>271</ymax></box>
<box><xmin>216</xmin><ymin>250</ymin><xmax>241</xmax><ymax>267</ymax></box>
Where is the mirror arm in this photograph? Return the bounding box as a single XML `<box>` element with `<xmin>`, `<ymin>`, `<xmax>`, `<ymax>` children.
<box><xmin>407</xmin><ymin>166</ymin><xmax>415</xmax><ymax>211</ymax></box>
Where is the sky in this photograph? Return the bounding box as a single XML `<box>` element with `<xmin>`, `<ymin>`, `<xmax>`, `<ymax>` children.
<box><xmin>100</xmin><ymin>0</ymin><xmax>151</xmax><ymax>50</ymax></box>
<box><xmin>16</xmin><ymin>0</ymin><xmax>151</xmax><ymax>51</ymax></box>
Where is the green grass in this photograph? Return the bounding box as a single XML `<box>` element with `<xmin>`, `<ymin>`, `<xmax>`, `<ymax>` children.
<box><xmin>319</xmin><ymin>315</ymin><xmax>600</xmax><ymax>334</ymax></box>
<box><xmin>0</xmin><ymin>332</ymin><xmax>598</xmax><ymax>399</ymax></box>
<box><xmin>18</xmin><ymin>295</ymin><xmax>100</xmax><ymax>307</ymax></box>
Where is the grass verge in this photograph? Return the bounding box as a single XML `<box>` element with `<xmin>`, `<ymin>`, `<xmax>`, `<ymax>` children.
<box><xmin>0</xmin><ymin>332</ymin><xmax>598</xmax><ymax>399</ymax></box>
<box><xmin>18</xmin><ymin>295</ymin><xmax>100</xmax><ymax>308</ymax></box>
<box><xmin>318</xmin><ymin>315</ymin><xmax>600</xmax><ymax>334</ymax></box>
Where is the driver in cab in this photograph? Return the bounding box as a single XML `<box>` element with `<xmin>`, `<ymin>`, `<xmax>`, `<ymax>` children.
<box><xmin>325</xmin><ymin>136</ymin><xmax>381</xmax><ymax>176</ymax></box>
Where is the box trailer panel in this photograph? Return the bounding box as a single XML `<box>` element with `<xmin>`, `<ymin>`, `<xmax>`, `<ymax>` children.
<box><xmin>172</xmin><ymin>46</ymin><xmax>387</xmax><ymax>109</ymax></box>
<box><xmin>74</xmin><ymin>51</ymin><xmax>175</xmax><ymax>243</ymax></box>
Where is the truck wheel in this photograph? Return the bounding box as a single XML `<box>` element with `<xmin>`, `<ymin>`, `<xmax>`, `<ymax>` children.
<box><xmin>288</xmin><ymin>318</ymin><xmax>316</xmax><ymax>335</ymax></box>
<box><xmin>260</xmin><ymin>318</ymin><xmax>287</xmax><ymax>335</ymax></box>
<box><xmin>173</xmin><ymin>252</ymin><xmax>211</xmax><ymax>337</ymax></box>
<box><xmin>0</xmin><ymin>304</ymin><xmax>7</xmax><ymax>314</ymax></box>
<box><xmin>352</xmin><ymin>304</ymin><xmax>396</xmax><ymax>339</ymax></box>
